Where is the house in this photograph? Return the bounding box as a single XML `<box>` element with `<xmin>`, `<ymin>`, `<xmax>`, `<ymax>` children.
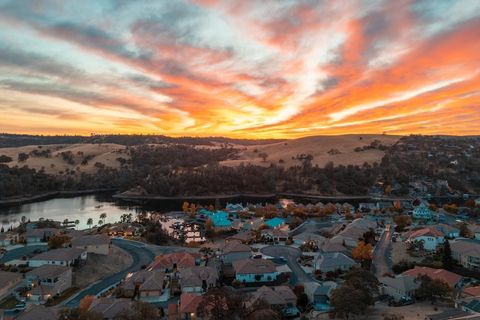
<box><xmin>265</xmin><ymin>217</ymin><xmax>285</xmax><ymax>229</ymax></box>
<box><xmin>292</xmin><ymin>232</ymin><xmax>326</xmax><ymax>247</ymax></box>
<box><xmin>149</xmin><ymin>252</ymin><xmax>200</xmax><ymax>272</ymax></box>
<box><xmin>211</xmin><ymin>211</ymin><xmax>232</xmax><ymax>229</ymax></box>
<box><xmin>179</xmin><ymin>266</ymin><xmax>218</xmax><ymax>293</ymax></box>
<box><xmin>304</xmin><ymin>281</ymin><xmax>338</xmax><ymax>312</ymax></box>
<box><xmin>0</xmin><ymin>270</ymin><xmax>22</xmax><ymax>300</ymax></box>
<box><xmin>26</xmin><ymin>265</ymin><xmax>72</xmax><ymax>303</ymax></box>
<box><xmin>225</xmin><ymin>232</ymin><xmax>254</xmax><ymax>244</ymax></box>
<box><xmin>243</xmin><ymin>218</ymin><xmax>265</xmax><ymax>231</ymax></box>
<box><xmin>450</xmin><ymin>238</ymin><xmax>480</xmax><ymax>271</ymax></box>
<box><xmin>432</xmin><ymin>224</ymin><xmax>460</xmax><ymax>238</ymax></box>
<box><xmin>425</xmin><ymin>309</ymin><xmax>480</xmax><ymax>320</ymax></box>
<box><xmin>71</xmin><ymin>234</ymin><xmax>111</xmax><ymax>255</ymax></box>
<box><xmin>458</xmin><ymin>297</ymin><xmax>480</xmax><ymax>314</ymax></box>
<box><xmin>462</xmin><ymin>286</ymin><xmax>480</xmax><ymax>298</ymax></box>
<box><xmin>321</xmin><ymin>240</ymin><xmax>348</xmax><ymax>253</ymax></box>
<box><xmin>471</xmin><ymin>225</ymin><xmax>480</xmax><ymax>240</ymax></box>
<box><xmin>226</xmin><ymin>203</ymin><xmax>244</xmax><ymax>212</ymax></box>
<box><xmin>122</xmin><ymin>269</ymin><xmax>165</xmax><ymax>301</ymax></box>
<box><xmin>29</xmin><ymin>248</ymin><xmax>87</xmax><ymax>267</ymax></box>
<box><xmin>250</xmin><ymin>286</ymin><xmax>299</xmax><ymax>316</ymax></box>
<box><xmin>174</xmin><ymin>293</ymin><xmax>203</xmax><ymax>320</ymax></box>
<box><xmin>330</xmin><ymin>218</ymin><xmax>376</xmax><ymax>247</ymax></box>
<box><xmin>412</xmin><ymin>202</ymin><xmax>433</xmax><ymax>220</ymax></box>
<box><xmin>403</xmin><ymin>266</ymin><xmax>462</xmax><ymax>288</ymax></box>
<box><xmin>315</xmin><ymin>252</ymin><xmax>357</xmax><ymax>272</ymax></box>
<box><xmin>23</xmin><ymin>228</ymin><xmax>60</xmax><ymax>244</ymax></box>
<box><xmin>379</xmin><ymin>274</ymin><xmax>419</xmax><ymax>301</ymax></box>
<box><xmin>88</xmin><ymin>298</ymin><xmax>136</xmax><ymax>320</ymax></box>
<box><xmin>261</xmin><ymin>228</ymin><xmax>288</xmax><ymax>242</ymax></box>
<box><xmin>220</xmin><ymin>241</ymin><xmax>251</xmax><ymax>265</ymax></box>
<box><xmin>232</xmin><ymin>259</ymin><xmax>278</xmax><ymax>283</ymax></box>
<box><xmin>406</xmin><ymin>227</ymin><xmax>445</xmax><ymax>251</ymax></box>
<box><xmin>0</xmin><ymin>231</ymin><xmax>19</xmax><ymax>247</ymax></box>
<box><xmin>15</xmin><ymin>305</ymin><xmax>58</xmax><ymax>320</ymax></box>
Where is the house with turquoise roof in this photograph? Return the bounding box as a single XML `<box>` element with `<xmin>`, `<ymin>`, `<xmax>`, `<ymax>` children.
<box><xmin>265</xmin><ymin>217</ymin><xmax>285</xmax><ymax>229</ymax></box>
<box><xmin>412</xmin><ymin>202</ymin><xmax>433</xmax><ymax>220</ymax></box>
<box><xmin>211</xmin><ymin>211</ymin><xmax>232</xmax><ymax>229</ymax></box>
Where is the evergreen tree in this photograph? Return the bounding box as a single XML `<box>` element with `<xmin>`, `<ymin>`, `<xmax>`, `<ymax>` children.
<box><xmin>442</xmin><ymin>238</ymin><xmax>454</xmax><ymax>271</ymax></box>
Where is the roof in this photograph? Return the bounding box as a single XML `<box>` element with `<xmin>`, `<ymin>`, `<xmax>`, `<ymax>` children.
<box><xmin>337</xmin><ymin>218</ymin><xmax>376</xmax><ymax>240</ymax></box>
<box><xmin>463</xmin><ymin>286</ymin><xmax>480</xmax><ymax>297</ymax></box>
<box><xmin>123</xmin><ymin>270</ymin><xmax>165</xmax><ymax>291</ymax></box>
<box><xmin>293</xmin><ymin>232</ymin><xmax>326</xmax><ymax>243</ymax></box>
<box><xmin>403</xmin><ymin>266</ymin><xmax>462</xmax><ymax>288</ymax></box>
<box><xmin>314</xmin><ymin>282</ymin><xmax>338</xmax><ymax>296</ymax></box>
<box><xmin>407</xmin><ymin>227</ymin><xmax>444</xmax><ymax>239</ymax></box>
<box><xmin>450</xmin><ymin>238</ymin><xmax>480</xmax><ymax>257</ymax></box>
<box><xmin>30</xmin><ymin>247</ymin><xmax>85</xmax><ymax>262</ymax></box>
<box><xmin>321</xmin><ymin>240</ymin><xmax>348</xmax><ymax>253</ymax></box>
<box><xmin>233</xmin><ymin>258</ymin><xmax>276</xmax><ymax>275</ymax></box>
<box><xmin>250</xmin><ymin>286</ymin><xmax>295</xmax><ymax>306</ymax></box>
<box><xmin>26</xmin><ymin>265</ymin><xmax>70</xmax><ymax>279</ymax></box>
<box><xmin>316</xmin><ymin>252</ymin><xmax>356</xmax><ymax>269</ymax></box>
<box><xmin>72</xmin><ymin>234</ymin><xmax>110</xmax><ymax>247</ymax></box>
<box><xmin>89</xmin><ymin>298</ymin><xmax>133</xmax><ymax>319</ymax></box>
<box><xmin>464</xmin><ymin>298</ymin><xmax>480</xmax><ymax>313</ymax></box>
<box><xmin>433</xmin><ymin>223</ymin><xmax>460</xmax><ymax>234</ymax></box>
<box><xmin>0</xmin><ymin>270</ymin><xmax>22</xmax><ymax>287</ymax></box>
<box><xmin>179</xmin><ymin>266</ymin><xmax>218</xmax><ymax>288</ymax></box>
<box><xmin>380</xmin><ymin>274</ymin><xmax>418</xmax><ymax>293</ymax></box>
<box><xmin>211</xmin><ymin>211</ymin><xmax>232</xmax><ymax>227</ymax></box>
<box><xmin>261</xmin><ymin>228</ymin><xmax>289</xmax><ymax>237</ymax></box>
<box><xmin>221</xmin><ymin>241</ymin><xmax>251</xmax><ymax>254</ymax></box>
<box><xmin>179</xmin><ymin>293</ymin><xmax>203</xmax><ymax>314</ymax></box>
<box><xmin>149</xmin><ymin>252</ymin><xmax>198</xmax><ymax>270</ymax></box>
<box><xmin>265</xmin><ymin>217</ymin><xmax>285</xmax><ymax>228</ymax></box>
<box><xmin>15</xmin><ymin>305</ymin><xmax>58</xmax><ymax>320</ymax></box>
<box><xmin>426</xmin><ymin>309</ymin><xmax>474</xmax><ymax>320</ymax></box>
<box><xmin>226</xmin><ymin>232</ymin><xmax>253</xmax><ymax>242</ymax></box>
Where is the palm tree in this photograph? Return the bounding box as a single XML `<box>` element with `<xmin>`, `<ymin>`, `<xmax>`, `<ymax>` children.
<box><xmin>74</xmin><ymin>220</ymin><xmax>80</xmax><ymax>230</ymax></box>
<box><xmin>21</xmin><ymin>216</ymin><xmax>27</xmax><ymax>224</ymax></box>
<box><xmin>87</xmin><ymin>218</ymin><xmax>93</xmax><ymax>229</ymax></box>
<box><xmin>100</xmin><ymin>213</ymin><xmax>107</xmax><ymax>221</ymax></box>
<box><xmin>98</xmin><ymin>220</ymin><xmax>103</xmax><ymax>226</ymax></box>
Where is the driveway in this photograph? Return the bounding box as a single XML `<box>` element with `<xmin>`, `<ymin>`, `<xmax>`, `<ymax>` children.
<box><xmin>372</xmin><ymin>225</ymin><xmax>392</xmax><ymax>277</ymax></box>
<box><xmin>261</xmin><ymin>245</ymin><xmax>315</xmax><ymax>285</ymax></box>
<box><xmin>63</xmin><ymin>238</ymin><xmax>156</xmax><ymax>308</ymax></box>
<box><xmin>0</xmin><ymin>244</ymin><xmax>48</xmax><ymax>263</ymax></box>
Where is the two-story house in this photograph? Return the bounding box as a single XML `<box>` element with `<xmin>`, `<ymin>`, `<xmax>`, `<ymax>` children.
<box><xmin>232</xmin><ymin>259</ymin><xmax>278</xmax><ymax>284</ymax></box>
<box><xmin>25</xmin><ymin>265</ymin><xmax>72</xmax><ymax>303</ymax></box>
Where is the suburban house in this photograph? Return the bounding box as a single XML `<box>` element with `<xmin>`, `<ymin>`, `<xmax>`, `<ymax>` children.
<box><xmin>122</xmin><ymin>270</ymin><xmax>165</xmax><ymax>301</ymax></box>
<box><xmin>226</xmin><ymin>203</ymin><xmax>244</xmax><ymax>212</ymax></box>
<box><xmin>0</xmin><ymin>270</ymin><xmax>23</xmax><ymax>300</ymax></box>
<box><xmin>29</xmin><ymin>248</ymin><xmax>87</xmax><ymax>267</ymax></box>
<box><xmin>315</xmin><ymin>252</ymin><xmax>357</xmax><ymax>272</ymax></box>
<box><xmin>458</xmin><ymin>297</ymin><xmax>480</xmax><ymax>314</ymax></box>
<box><xmin>232</xmin><ymin>259</ymin><xmax>278</xmax><ymax>283</ymax></box>
<box><xmin>292</xmin><ymin>232</ymin><xmax>326</xmax><ymax>248</ymax></box>
<box><xmin>149</xmin><ymin>252</ymin><xmax>200</xmax><ymax>272</ymax></box>
<box><xmin>406</xmin><ymin>227</ymin><xmax>445</xmax><ymax>251</ymax></box>
<box><xmin>261</xmin><ymin>228</ymin><xmax>289</xmax><ymax>243</ymax></box>
<box><xmin>23</xmin><ymin>228</ymin><xmax>60</xmax><ymax>244</ymax></box>
<box><xmin>179</xmin><ymin>266</ymin><xmax>218</xmax><ymax>293</ymax></box>
<box><xmin>171</xmin><ymin>292</ymin><xmax>203</xmax><ymax>320</ymax></box>
<box><xmin>249</xmin><ymin>286</ymin><xmax>299</xmax><ymax>316</ymax></box>
<box><xmin>25</xmin><ymin>265</ymin><xmax>72</xmax><ymax>303</ymax></box>
<box><xmin>243</xmin><ymin>218</ymin><xmax>265</xmax><ymax>231</ymax></box>
<box><xmin>219</xmin><ymin>241</ymin><xmax>252</xmax><ymax>265</ymax></box>
<box><xmin>88</xmin><ymin>297</ymin><xmax>136</xmax><ymax>320</ymax></box>
<box><xmin>330</xmin><ymin>218</ymin><xmax>377</xmax><ymax>247</ymax></box>
<box><xmin>0</xmin><ymin>231</ymin><xmax>19</xmax><ymax>247</ymax></box>
<box><xmin>71</xmin><ymin>234</ymin><xmax>111</xmax><ymax>255</ymax></box>
<box><xmin>403</xmin><ymin>266</ymin><xmax>463</xmax><ymax>288</ymax></box>
<box><xmin>15</xmin><ymin>305</ymin><xmax>58</xmax><ymax>320</ymax></box>
<box><xmin>412</xmin><ymin>202</ymin><xmax>433</xmax><ymax>220</ymax></box>
<box><xmin>379</xmin><ymin>274</ymin><xmax>419</xmax><ymax>301</ymax></box>
<box><xmin>432</xmin><ymin>224</ymin><xmax>460</xmax><ymax>238</ymax></box>
<box><xmin>225</xmin><ymin>232</ymin><xmax>254</xmax><ymax>244</ymax></box>
<box><xmin>304</xmin><ymin>281</ymin><xmax>338</xmax><ymax>312</ymax></box>
<box><xmin>450</xmin><ymin>238</ymin><xmax>480</xmax><ymax>271</ymax></box>
<box><xmin>265</xmin><ymin>217</ymin><xmax>285</xmax><ymax>229</ymax></box>
<box><xmin>461</xmin><ymin>286</ymin><xmax>480</xmax><ymax>298</ymax></box>
<box><xmin>321</xmin><ymin>240</ymin><xmax>348</xmax><ymax>253</ymax></box>
<box><xmin>211</xmin><ymin>211</ymin><xmax>232</xmax><ymax>229</ymax></box>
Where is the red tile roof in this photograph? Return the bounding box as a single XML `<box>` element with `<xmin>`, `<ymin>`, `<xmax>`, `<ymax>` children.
<box><xmin>149</xmin><ymin>252</ymin><xmax>199</xmax><ymax>270</ymax></box>
<box><xmin>179</xmin><ymin>293</ymin><xmax>203</xmax><ymax>314</ymax></box>
<box><xmin>403</xmin><ymin>266</ymin><xmax>462</xmax><ymax>288</ymax></box>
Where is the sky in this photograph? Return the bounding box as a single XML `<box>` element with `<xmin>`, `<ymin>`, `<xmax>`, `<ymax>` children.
<box><xmin>0</xmin><ymin>0</ymin><xmax>479</xmax><ymax>138</ymax></box>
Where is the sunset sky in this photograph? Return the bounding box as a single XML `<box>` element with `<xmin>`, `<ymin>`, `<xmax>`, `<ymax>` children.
<box><xmin>0</xmin><ymin>0</ymin><xmax>479</xmax><ymax>138</ymax></box>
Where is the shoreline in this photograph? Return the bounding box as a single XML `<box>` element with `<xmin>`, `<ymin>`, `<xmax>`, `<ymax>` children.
<box><xmin>0</xmin><ymin>188</ymin><xmax>117</xmax><ymax>207</ymax></box>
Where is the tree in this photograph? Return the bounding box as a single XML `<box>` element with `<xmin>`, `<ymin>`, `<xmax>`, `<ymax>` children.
<box><xmin>21</xmin><ymin>216</ymin><xmax>27</xmax><ymax>224</ymax></box>
<box><xmin>79</xmin><ymin>295</ymin><xmax>95</xmax><ymax>310</ymax></box>
<box><xmin>393</xmin><ymin>215</ymin><xmax>412</xmax><ymax>232</ymax></box>
<box><xmin>352</xmin><ymin>241</ymin><xmax>373</xmax><ymax>269</ymax></box>
<box><xmin>114</xmin><ymin>301</ymin><xmax>159</xmax><ymax>320</ymax></box>
<box><xmin>182</xmin><ymin>201</ymin><xmax>190</xmax><ymax>213</ymax></box>
<box><xmin>100</xmin><ymin>213</ymin><xmax>107</xmax><ymax>222</ymax></box>
<box><xmin>18</xmin><ymin>152</ymin><xmax>29</xmax><ymax>162</ymax></box>
<box><xmin>58</xmin><ymin>308</ymin><xmax>103</xmax><ymax>320</ymax></box>
<box><xmin>48</xmin><ymin>234</ymin><xmax>71</xmax><ymax>249</ymax></box>
<box><xmin>459</xmin><ymin>222</ymin><xmax>471</xmax><ymax>238</ymax></box>
<box><xmin>75</xmin><ymin>220</ymin><xmax>80</xmax><ymax>230</ymax></box>
<box><xmin>442</xmin><ymin>238</ymin><xmax>454</xmax><ymax>271</ymax></box>
<box><xmin>98</xmin><ymin>220</ymin><xmax>103</xmax><ymax>226</ymax></box>
<box><xmin>415</xmin><ymin>275</ymin><xmax>452</xmax><ymax>304</ymax></box>
<box><xmin>87</xmin><ymin>218</ymin><xmax>93</xmax><ymax>228</ymax></box>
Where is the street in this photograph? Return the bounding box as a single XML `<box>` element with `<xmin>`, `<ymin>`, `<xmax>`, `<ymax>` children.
<box><xmin>372</xmin><ymin>225</ymin><xmax>392</xmax><ymax>277</ymax></box>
